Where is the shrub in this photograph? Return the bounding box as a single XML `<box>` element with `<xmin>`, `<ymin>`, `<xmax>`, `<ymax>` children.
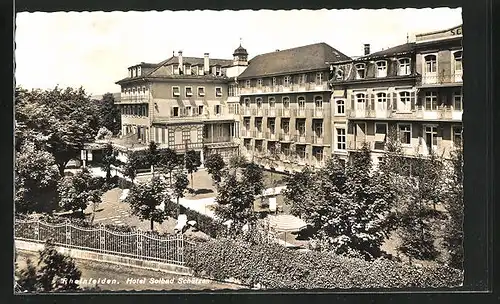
<box><xmin>179</xmin><ymin>205</ymin><xmax>224</xmax><ymax>238</ymax></box>
<box><xmin>185</xmin><ymin>238</ymin><xmax>463</xmax><ymax>289</ymax></box>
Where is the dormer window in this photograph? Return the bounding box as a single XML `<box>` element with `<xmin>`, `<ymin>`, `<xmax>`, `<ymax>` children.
<box><xmin>398</xmin><ymin>58</ymin><xmax>411</xmax><ymax>76</ymax></box>
<box><xmin>315</xmin><ymin>72</ymin><xmax>323</xmax><ymax>85</ymax></box>
<box><xmin>215</xmin><ymin>87</ymin><xmax>222</xmax><ymax>97</ymax></box>
<box><xmin>299</xmin><ymin>74</ymin><xmax>307</xmax><ymax>84</ymax></box>
<box><xmin>185</xmin><ymin>87</ymin><xmax>193</xmax><ymax>97</ymax></box>
<box><xmin>257</xmin><ymin>79</ymin><xmax>263</xmax><ymax>88</ymax></box>
<box><xmin>245</xmin><ymin>80</ymin><xmax>251</xmax><ymax>88</ymax></box>
<box><xmin>137</xmin><ymin>67</ymin><xmax>141</xmax><ymax>76</ymax></box>
<box><xmin>355</xmin><ymin>64</ymin><xmax>366</xmax><ymax>79</ymax></box>
<box><xmin>173</xmin><ymin>64</ymin><xmax>179</xmax><ymax>75</ymax></box>
<box><xmin>198</xmin><ymin>86</ymin><xmax>205</xmax><ymax>97</ymax></box>
<box><xmin>272</xmin><ymin>77</ymin><xmax>277</xmax><ymax>87</ymax></box>
<box><xmin>336</xmin><ymin>69</ymin><xmax>344</xmax><ymax>80</ymax></box>
<box><xmin>172</xmin><ymin>86</ymin><xmax>180</xmax><ymax>97</ymax></box>
<box><xmin>376</xmin><ymin>61</ymin><xmax>387</xmax><ymax>78</ymax></box>
<box><xmin>283</xmin><ymin>76</ymin><xmax>291</xmax><ymax>87</ymax></box>
<box><xmin>185</xmin><ymin>64</ymin><xmax>191</xmax><ymax>75</ymax></box>
<box><xmin>215</xmin><ymin>66</ymin><xmax>222</xmax><ymax>76</ymax></box>
<box><xmin>192</xmin><ymin>66</ymin><xmax>198</xmax><ymax>75</ymax></box>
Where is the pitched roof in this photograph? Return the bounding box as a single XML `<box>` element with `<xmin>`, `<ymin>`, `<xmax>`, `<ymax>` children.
<box><xmin>237</xmin><ymin>42</ymin><xmax>351</xmax><ymax>79</ymax></box>
<box><xmin>155</xmin><ymin>56</ymin><xmax>233</xmax><ymax>68</ymax></box>
<box><xmin>357</xmin><ymin>42</ymin><xmax>415</xmax><ymax>60</ymax></box>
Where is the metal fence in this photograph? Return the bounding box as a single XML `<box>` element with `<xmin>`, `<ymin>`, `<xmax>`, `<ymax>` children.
<box><xmin>15</xmin><ymin>219</ymin><xmax>189</xmax><ymax>265</ymax></box>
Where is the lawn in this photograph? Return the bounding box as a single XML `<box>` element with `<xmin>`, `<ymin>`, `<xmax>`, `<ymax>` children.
<box><xmin>15</xmin><ymin>250</ymin><xmax>245</xmax><ymax>291</ymax></box>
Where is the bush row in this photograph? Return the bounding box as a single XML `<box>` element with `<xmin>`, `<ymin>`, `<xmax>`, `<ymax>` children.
<box><xmin>179</xmin><ymin>205</ymin><xmax>225</xmax><ymax>238</ymax></box>
<box><xmin>185</xmin><ymin>238</ymin><xmax>463</xmax><ymax>289</ymax></box>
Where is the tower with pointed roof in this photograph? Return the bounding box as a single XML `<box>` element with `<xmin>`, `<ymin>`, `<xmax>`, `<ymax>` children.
<box><xmin>233</xmin><ymin>39</ymin><xmax>248</xmax><ymax>66</ymax></box>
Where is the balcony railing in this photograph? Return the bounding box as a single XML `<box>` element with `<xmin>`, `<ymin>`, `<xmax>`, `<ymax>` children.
<box><xmin>278</xmin><ymin>133</ymin><xmax>293</xmax><ymax>142</ymax></box>
<box><xmin>293</xmin><ymin>108</ymin><xmax>307</xmax><ymax>117</ymax></box>
<box><xmin>251</xmin><ymin>130</ymin><xmax>264</xmax><ymax>138</ymax></box>
<box><xmin>265</xmin><ymin>132</ymin><xmax>278</xmax><ymax>140</ymax></box>
<box><xmin>241</xmin><ymin>108</ymin><xmax>252</xmax><ymax>116</ymax></box>
<box><xmin>309</xmin><ymin>108</ymin><xmax>325</xmax><ymax>118</ymax></box>
<box><xmin>119</xmin><ymin>95</ymin><xmax>151</xmax><ymax>103</ymax></box>
<box><xmin>294</xmin><ymin>134</ymin><xmax>308</xmax><ymax>143</ymax></box>
<box><xmin>264</xmin><ymin>108</ymin><xmax>277</xmax><ymax>117</ymax></box>
<box><xmin>203</xmin><ymin>136</ymin><xmax>233</xmax><ymax>144</ymax></box>
<box><xmin>239</xmin><ymin>82</ymin><xmax>329</xmax><ymax>95</ymax></box>
<box><xmin>347</xmin><ymin>140</ymin><xmax>371</xmax><ymax>151</ymax></box>
<box><xmin>311</xmin><ymin>135</ymin><xmax>325</xmax><ymax>145</ymax></box>
<box><xmin>418</xmin><ymin>72</ymin><xmax>463</xmax><ymax>86</ymax></box>
<box><xmin>241</xmin><ymin>129</ymin><xmax>251</xmax><ymax>137</ymax></box>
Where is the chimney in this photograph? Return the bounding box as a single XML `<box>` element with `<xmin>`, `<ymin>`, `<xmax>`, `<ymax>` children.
<box><xmin>364</xmin><ymin>44</ymin><xmax>370</xmax><ymax>56</ymax></box>
<box><xmin>178</xmin><ymin>51</ymin><xmax>183</xmax><ymax>73</ymax></box>
<box><xmin>204</xmin><ymin>53</ymin><xmax>210</xmax><ymax>74</ymax></box>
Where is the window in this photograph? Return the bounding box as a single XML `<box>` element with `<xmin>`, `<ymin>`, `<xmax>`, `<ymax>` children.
<box><xmin>296</xmin><ymin>120</ymin><xmax>306</xmax><ymax>136</ymax></box>
<box><xmin>214</xmin><ymin>105</ymin><xmax>221</xmax><ymax>115</ymax></box>
<box><xmin>245</xmin><ymin>80</ymin><xmax>251</xmax><ymax>88</ymax></box>
<box><xmin>184</xmin><ymin>65</ymin><xmax>191</xmax><ymax>75</ymax></box>
<box><xmin>298</xmin><ymin>97</ymin><xmax>305</xmax><ymax>109</ymax></box>
<box><xmin>272</xmin><ymin>77</ymin><xmax>277</xmax><ymax>87</ymax></box>
<box><xmin>314</xmin><ymin>96</ymin><xmax>323</xmax><ymax>108</ymax></box>
<box><xmin>185</xmin><ymin>87</ymin><xmax>193</xmax><ymax>97</ymax></box>
<box><xmin>299</xmin><ymin>74</ymin><xmax>307</xmax><ymax>84</ymax></box>
<box><xmin>256</xmin><ymin>97</ymin><xmax>262</xmax><ymax>108</ymax></box>
<box><xmin>172</xmin><ymin>86</ymin><xmax>180</xmax><ymax>97</ymax></box>
<box><xmin>398</xmin><ymin>124</ymin><xmax>411</xmax><ymax>145</ymax></box>
<box><xmin>173</xmin><ymin>64</ymin><xmax>179</xmax><ymax>75</ymax></box>
<box><xmin>452</xmin><ymin>126</ymin><xmax>463</xmax><ymax>146</ymax></box>
<box><xmin>376</xmin><ymin>93</ymin><xmax>387</xmax><ymax>110</ymax></box>
<box><xmin>198</xmin><ymin>105</ymin><xmax>204</xmax><ymax>115</ymax></box>
<box><xmin>296</xmin><ymin>145</ymin><xmax>306</xmax><ymax>159</ymax></box>
<box><xmin>336</xmin><ymin>100</ymin><xmax>345</xmax><ymax>114</ymax></box>
<box><xmin>424</xmin><ymin>125</ymin><xmax>438</xmax><ymax>152</ymax></box>
<box><xmin>313</xmin><ymin>121</ymin><xmax>323</xmax><ymax>137</ymax></box>
<box><xmin>376</xmin><ymin>61</ymin><xmax>387</xmax><ymax>78</ymax></box>
<box><xmin>315</xmin><ymin>72</ymin><xmax>323</xmax><ymax>85</ymax></box>
<box><xmin>243</xmin><ymin>118</ymin><xmax>250</xmax><ymax>130</ymax></box>
<box><xmin>268</xmin><ymin>118</ymin><xmax>276</xmax><ymax>134</ymax></box>
<box><xmin>215</xmin><ymin>87</ymin><xmax>222</xmax><ymax>97</ymax></box>
<box><xmin>336</xmin><ymin>128</ymin><xmax>346</xmax><ymax>150</ymax></box>
<box><xmin>454</xmin><ymin>51</ymin><xmax>463</xmax><ymax>72</ymax></box>
<box><xmin>424</xmin><ymin>55</ymin><xmax>437</xmax><ymax>73</ymax></box>
<box><xmin>399</xmin><ymin>91</ymin><xmax>411</xmax><ymax>111</ymax></box>
<box><xmin>281</xmin><ymin>119</ymin><xmax>290</xmax><ymax>133</ymax></box>
<box><xmin>356</xmin><ymin>93</ymin><xmax>365</xmax><ymax>109</ymax></box>
<box><xmin>172</xmin><ymin>107</ymin><xmax>179</xmax><ymax>117</ymax></box>
<box><xmin>398</xmin><ymin>58</ymin><xmax>411</xmax><ymax>75</ymax></box>
<box><xmin>192</xmin><ymin>66</ymin><xmax>198</xmax><ymax>75</ymax></box>
<box><xmin>228</xmin><ymin>85</ymin><xmax>236</xmax><ymax>97</ymax></box>
<box><xmin>284</xmin><ymin>76</ymin><xmax>291</xmax><ymax>87</ymax></box>
<box><xmin>198</xmin><ymin>87</ymin><xmax>205</xmax><ymax>97</ymax></box>
<box><xmin>335</xmin><ymin>69</ymin><xmax>344</xmax><ymax>80</ymax></box>
<box><xmin>185</xmin><ymin>106</ymin><xmax>192</xmax><ymax>116</ymax></box>
<box><xmin>269</xmin><ymin>97</ymin><xmax>276</xmax><ymax>108</ymax></box>
<box><xmin>257</xmin><ymin>79</ymin><xmax>263</xmax><ymax>88</ymax></box>
<box><xmin>281</xmin><ymin>143</ymin><xmax>290</xmax><ymax>156</ymax></box>
<box><xmin>355</xmin><ymin>64</ymin><xmax>365</xmax><ymax>79</ymax></box>
<box><xmin>255</xmin><ymin>118</ymin><xmax>262</xmax><ymax>131</ymax></box>
<box><xmin>424</xmin><ymin>91</ymin><xmax>438</xmax><ymax>111</ymax></box>
<box><xmin>182</xmin><ymin>130</ymin><xmax>191</xmax><ymax>143</ymax></box>
<box><xmin>244</xmin><ymin>98</ymin><xmax>250</xmax><ymax>107</ymax></box>
<box><xmin>283</xmin><ymin>97</ymin><xmax>290</xmax><ymax>108</ymax></box>
<box><xmin>215</xmin><ymin>66</ymin><xmax>222</xmax><ymax>76</ymax></box>
<box><xmin>374</xmin><ymin>123</ymin><xmax>388</xmax><ymax>150</ymax></box>
<box><xmin>453</xmin><ymin>93</ymin><xmax>463</xmax><ymax>111</ymax></box>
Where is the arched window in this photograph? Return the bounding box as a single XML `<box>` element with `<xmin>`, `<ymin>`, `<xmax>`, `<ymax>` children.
<box><xmin>282</xmin><ymin>97</ymin><xmax>290</xmax><ymax>108</ymax></box>
<box><xmin>298</xmin><ymin>96</ymin><xmax>306</xmax><ymax>109</ymax></box>
<box><xmin>256</xmin><ymin>97</ymin><xmax>262</xmax><ymax>108</ymax></box>
<box><xmin>314</xmin><ymin>96</ymin><xmax>323</xmax><ymax>108</ymax></box>
<box><xmin>269</xmin><ymin>97</ymin><xmax>276</xmax><ymax>108</ymax></box>
<box><xmin>336</xmin><ymin>100</ymin><xmax>345</xmax><ymax>114</ymax></box>
<box><xmin>399</xmin><ymin>91</ymin><xmax>411</xmax><ymax>111</ymax></box>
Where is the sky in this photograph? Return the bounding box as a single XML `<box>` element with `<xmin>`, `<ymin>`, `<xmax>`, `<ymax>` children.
<box><xmin>15</xmin><ymin>8</ymin><xmax>462</xmax><ymax>95</ymax></box>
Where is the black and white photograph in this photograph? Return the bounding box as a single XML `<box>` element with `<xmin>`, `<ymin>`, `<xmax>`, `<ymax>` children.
<box><xmin>14</xmin><ymin>8</ymin><xmax>465</xmax><ymax>292</ymax></box>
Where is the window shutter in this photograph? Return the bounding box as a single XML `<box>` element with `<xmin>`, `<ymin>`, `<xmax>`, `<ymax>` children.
<box><xmin>411</xmin><ymin>91</ymin><xmax>416</xmax><ymax>110</ymax></box>
<box><xmin>170</xmin><ymin>107</ymin><xmax>174</xmax><ymax>116</ymax></box>
<box><xmin>392</xmin><ymin>93</ymin><xmax>398</xmax><ymax>111</ymax></box>
<box><xmin>350</xmin><ymin>94</ymin><xmax>355</xmax><ymax>111</ymax></box>
<box><xmin>370</xmin><ymin>94</ymin><xmax>375</xmax><ymax>110</ymax></box>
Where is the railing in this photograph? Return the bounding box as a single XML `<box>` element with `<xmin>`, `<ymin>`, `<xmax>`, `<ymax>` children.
<box><xmin>418</xmin><ymin>72</ymin><xmax>463</xmax><ymax>86</ymax></box>
<box><xmin>277</xmin><ymin>108</ymin><xmax>292</xmax><ymax>117</ymax></box>
<box><xmin>265</xmin><ymin>132</ymin><xmax>278</xmax><ymax>140</ymax></box>
<box><xmin>119</xmin><ymin>95</ymin><xmax>151</xmax><ymax>103</ymax></box>
<box><xmin>239</xmin><ymin>82</ymin><xmax>329</xmax><ymax>95</ymax></box>
<box><xmin>264</xmin><ymin>108</ymin><xmax>277</xmax><ymax>117</ymax></box>
<box><xmin>203</xmin><ymin>136</ymin><xmax>233</xmax><ymax>144</ymax></box>
<box><xmin>309</xmin><ymin>108</ymin><xmax>325</xmax><ymax>118</ymax></box>
<box><xmin>251</xmin><ymin>130</ymin><xmax>264</xmax><ymax>138</ymax></box>
<box><xmin>241</xmin><ymin>108</ymin><xmax>252</xmax><ymax>116</ymax></box>
<box><xmin>241</xmin><ymin>129</ymin><xmax>251</xmax><ymax>137</ymax></box>
<box><xmin>278</xmin><ymin>133</ymin><xmax>293</xmax><ymax>142</ymax></box>
<box><xmin>293</xmin><ymin>108</ymin><xmax>307</xmax><ymax>117</ymax></box>
<box><xmin>15</xmin><ymin>219</ymin><xmax>188</xmax><ymax>265</ymax></box>
<box><xmin>347</xmin><ymin>140</ymin><xmax>372</xmax><ymax>151</ymax></box>
<box><xmin>311</xmin><ymin>135</ymin><xmax>325</xmax><ymax>145</ymax></box>
<box><xmin>294</xmin><ymin>134</ymin><xmax>308</xmax><ymax>143</ymax></box>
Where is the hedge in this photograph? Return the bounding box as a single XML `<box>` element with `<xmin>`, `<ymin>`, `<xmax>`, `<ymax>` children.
<box><xmin>185</xmin><ymin>238</ymin><xmax>463</xmax><ymax>289</ymax></box>
<box><xmin>179</xmin><ymin>205</ymin><xmax>225</xmax><ymax>238</ymax></box>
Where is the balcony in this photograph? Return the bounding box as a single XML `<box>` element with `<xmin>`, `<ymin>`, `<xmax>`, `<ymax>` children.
<box><xmin>241</xmin><ymin>108</ymin><xmax>252</xmax><ymax>116</ymax></box>
<box><xmin>251</xmin><ymin>130</ymin><xmax>264</xmax><ymax>138</ymax></box>
<box><xmin>309</xmin><ymin>107</ymin><xmax>325</xmax><ymax>118</ymax></box>
<box><xmin>276</xmin><ymin>108</ymin><xmax>292</xmax><ymax>117</ymax></box>
<box><xmin>119</xmin><ymin>95</ymin><xmax>151</xmax><ymax>104</ymax></box>
<box><xmin>265</xmin><ymin>132</ymin><xmax>278</xmax><ymax>141</ymax></box>
<box><xmin>293</xmin><ymin>108</ymin><xmax>307</xmax><ymax>117</ymax></box>
<box><xmin>311</xmin><ymin>135</ymin><xmax>325</xmax><ymax>145</ymax></box>
<box><xmin>241</xmin><ymin>129</ymin><xmax>252</xmax><ymax>137</ymax></box>
<box><xmin>347</xmin><ymin>140</ymin><xmax>371</xmax><ymax>151</ymax></box>
<box><xmin>418</xmin><ymin>72</ymin><xmax>463</xmax><ymax>87</ymax></box>
<box><xmin>415</xmin><ymin>106</ymin><xmax>462</xmax><ymax>121</ymax></box>
<box><xmin>278</xmin><ymin>133</ymin><xmax>293</xmax><ymax>142</ymax></box>
<box><xmin>264</xmin><ymin>108</ymin><xmax>277</xmax><ymax>117</ymax></box>
<box><xmin>239</xmin><ymin>82</ymin><xmax>330</xmax><ymax>95</ymax></box>
<box><xmin>251</xmin><ymin>108</ymin><xmax>265</xmax><ymax>116</ymax></box>
<box><xmin>294</xmin><ymin>134</ymin><xmax>308</xmax><ymax>144</ymax></box>
<box><xmin>347</xmin><ymin>108</ymin><xmax>392</xmax><ymax>119</ymax></box>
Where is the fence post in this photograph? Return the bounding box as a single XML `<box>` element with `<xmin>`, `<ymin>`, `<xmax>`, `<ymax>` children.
<box><xmin>34</xmin><ymin>220</ymin><xmax>40</xmax><ymax>241</ymax></box>
<box><xmin>65</xmin><ymin>220</ymin><xmax>71</xmax><ymax>246</ymax></box>
<box><xmin>99</xmin><ymin>224</ymin><xmax>105</xmax><ymax>253</ymax></box>
<box><xmin>137</xmin><ymin>229</ymin><xmax>143</xmax><ymax>259</ymax></box>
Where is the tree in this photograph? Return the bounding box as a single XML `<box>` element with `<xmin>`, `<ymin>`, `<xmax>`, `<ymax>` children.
<box><xmin>15</xmin><ymin>143</ymin><xmax>61</xmax><ymax>214</ymax></box>
<box><xmin>146</xmin><ymin>141</ymin><xmax>161</xmax><ymax>177</ymax></box>
<box><xmin>58</xmin><ymin>169</ymin><xmax>104</xmax><ymax>217</ymax></box>
<box><xmin>95</xmin><ymin>127</ymin><xmax>113</xmax><ymax>140</ymax></box>
<box><xmin>158</xmin><ymin>148</ymin><xmax>180</xmax><ymax>184</ymax></box>
<box><xmin>184</xmin><ymin>150</ymin><xmax>201</xmax><ymax>188</ymax></box>
<box><xmin>16</xmin><ymin>241</ymin><xmax>82</xmax><ymax>292</ymax></box>
<box><xmin>204</xmin><ymin>153</ymin><xmax>226</xmax><ymax>185</ymax></box>
<box><xmin>123</xmin><ymin>150</ymin><xmax>146</xmax><ymax>183</ymax></box>
<box><xmin>15</xmin><ymin>86</ymin><xmax>100</xmax><ymax>175</ymax></box>
<box><xmin>173</xmin><ymin>172</ymin><xmax>189</xmax><ymax>217</ymax></box>
<box><xmin>441</xmin><ymin>146</ymin><xmax>464</xmax><ymax>269</ymax></box>
<box><xmin>96</xmin><ymin>93</ymin><xmax>121</xmax><ymax>135</ymax></box>
<box><xmin>242</xmin><ymin>162</ymin><xmax>264</xmax><ymax>196</ymax></box>
<box><xmin>228</xmin><ymin>154</ymin><xmax>248</xmax><ymax>169</ymax></box>
<box><xmin>126</xmin><ymin>177</ymin><xmax>172</xmax><ymax>231</ymax></box>
<box><xmin>100</xmin><ymin>142</ymin><xmax>118</xmax><ymax>182</ymax></box>
<box><xmin>214</xmin><ymin>173</ymin><xmax>257</xmax><ymax>234</ymax></box>
<box><xmin>282</xmin><ymin>166</ymin><xmax>316</xmax><ymax>218</ymax></box>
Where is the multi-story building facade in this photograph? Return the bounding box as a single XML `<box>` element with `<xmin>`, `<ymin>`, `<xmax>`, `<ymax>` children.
<box><xmin>330</xmin><ymin>24</ymin><xmax>463</xmax><ymax>165</ymax></box>
<box><xmin>114</xmin><ymin>49</ymin><xmax>246</xmax><ymax>161</ymax></box>
<box><xmin>234</xmin><ymin>43</ymin><xmax>351</xmax><ymax>172</ymax></box>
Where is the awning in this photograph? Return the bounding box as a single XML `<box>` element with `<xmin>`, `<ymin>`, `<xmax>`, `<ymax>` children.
<box><xmin>268</xmin><ymin>214</ymin><xmax>308</xmax><ymax>232</ymax></box>
<box><xmin>182</xmin><ymin>100</ymin><xmax>192</xmax><ymax>106</ymax></box>
<box><xmin>375</xmin><ymin>133</ymin><xmax>386</xmax><ymax>142</ymax></box>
